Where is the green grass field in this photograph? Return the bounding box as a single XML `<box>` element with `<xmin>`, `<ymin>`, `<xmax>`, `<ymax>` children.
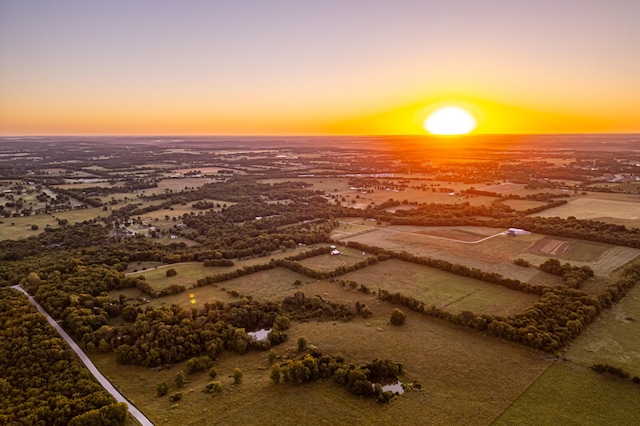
<box><xmin>562</xmin><ymin>282</ymin><xmax>640</xmax><ymax>377</ymax></box>
<box><xmin>89</xmin><ymin>302</ymin><xmax>552</xmax><ymax>426</ymax></box>
<box><xmin>493</xmin><ymin>361</ymin><xmax>640</xmax><ymax>425</ymax></box>
<box><xmin>341</xmin><ymin>259</ymin><xmax>540</xmax><ymax>316</ymax></box>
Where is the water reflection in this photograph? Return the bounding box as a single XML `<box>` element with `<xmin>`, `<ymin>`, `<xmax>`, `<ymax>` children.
<box><xmin>381</xmin><ymin>381</ymin><xmax>404</xmax><ymax>394</ymax></box>
<box><xmin>248</xmin><ymin>328</ymin><xmax>271</xmax><ymax>341</ymax></box>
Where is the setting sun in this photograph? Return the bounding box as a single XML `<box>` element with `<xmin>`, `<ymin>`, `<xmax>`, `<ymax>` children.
<box><xmin>424</xmin><ymin>106</ymin><xmax>477</xmax><ymax>135</ymax></box>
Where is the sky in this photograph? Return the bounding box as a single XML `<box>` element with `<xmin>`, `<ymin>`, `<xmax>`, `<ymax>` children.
<box><xmin>1</xmin><ymin>0</ymin><xmax>639</xmax><ymax>136</ymax></box>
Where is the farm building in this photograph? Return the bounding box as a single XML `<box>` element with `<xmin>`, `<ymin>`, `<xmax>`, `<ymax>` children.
<box><xmin>505</xmin><ymin>228</ymin><xmax>531</xmax><ymax>237</ymax></box>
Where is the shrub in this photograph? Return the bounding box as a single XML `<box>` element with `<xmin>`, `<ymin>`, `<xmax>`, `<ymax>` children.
<box><xmin>270</xmin><ymin>365</ymin><xmax>281</xmax><ymax>384</ymax></box>
<box><xmin>169</xmin><ymin>392</ymin><xmax>182</xmax><ymax>402</ymax></box>
<box><xmin>233</xmin><ymin>368</ymin><xmax>243</xmax><ymax>384</ymax></box>
<box><xmin>390</xmin><ymin>308</ymin><xmax>406</xmax><ymax>326</ymax></box>
<box><xmin>297</xmin><ymin>337</ymin><xmax>307</xmax><ymax>352</ymax></box>
<box><xmin>174</xmin><ymin>370</ymin><xmax>186</xmax><ymax>388</ymax></box>
<box><xmin>166</xmin><ymin>268</ymin><xmax>177</xmax><ymax>277</ymax></box>
<box><xmin>208</xmin><ymin>367</ymin><xmax>218</xmax><ymax>378</ymax></box>
<box><xmin>186</xmin><ymin>356</ymin><xmax>213</xmax><ymax>374</ymax></box>
<box><xmin>203</xmin><ymin>381</ymin><xmax>222</xmax><ymax>394</ymax></box>
<box><xmin>156</xmin><ymin>381</ymin><xmax>169</xmax><ymax>397</ymax></box>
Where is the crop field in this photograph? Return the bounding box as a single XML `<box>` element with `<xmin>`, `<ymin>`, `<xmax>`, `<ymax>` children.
<box><xmin>494</xmin><ymin>362</ymin><xmax>640</xmax><ymax>425</ymax></box>
<box><xmin>562</xmin><ymin>281</ymin><xmax>640</xmax><ymax>377</ymax></box>
<box><xmin>341</xmin><ymin>259</ymin><xmax>540</xmax><ymax>316</ymax></box>
<box><xmin>89</xmin><ymin>300</ymin><xmax>552</xmax><ymax>426</ymax></box>
<box><xmin>532</xmin><ymin>196</ymin><xmax>640</xmax><ymax>222</ymax></box>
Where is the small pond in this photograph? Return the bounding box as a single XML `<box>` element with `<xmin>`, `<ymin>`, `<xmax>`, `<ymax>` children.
<box><xmin>374</xmin><ymin>380</ymin><xmax>404</xmax><ymax>394</ymax></box>
<box><xmin>248</xmin><ymin>328</ymin><xmax>271</xmax><ymax>341</ymax></box>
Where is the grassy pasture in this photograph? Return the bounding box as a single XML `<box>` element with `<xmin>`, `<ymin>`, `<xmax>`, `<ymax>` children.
<box><xmin>562</xmin><ymin>282</ymin><xmax>640</xmax><ymax>377</ymax></box>
<box><xmin>132</xmin><ymin>177</ymin><xmax>218</xmax><ymax>196</ymax></box>
<box><xmin>532</xmin><ymin>196</ymin><xmax>640</xmax><ymax>221</ymax></box>
<box><xmin>493</xmin><ymin>361</ymin><xmax>640</xmax><ymax>425</ymax></box>
<box><xmin>53</xmin><ymin>206</ymin><xmax>107</xmax><ymax>223</ymax></box>
<box><xmin>89</xmin><ymin>300</ymin><xmax>552</xmax><ymax>426</ymax></box>
<box><xmin>341</xmin><ymin>259</ymin><xmax>540</xmax><ymax>316</ymax></box>
<box><xmin>197</xmin><ymin>267</ymin><xmax>313</xmax><ymax>302</ymax></box>
<box><xmin>336</xmin><ymin>223</ymin><xmax>640</xmax><ymax>280</ymax></box>
<box><xmin>0</xmin><ymin>215</ymin><xmax>59</xmax><ymax>240</ymax></box>
<box><xmin>295</xmin><ymin>246</ymin><xmax>374</xmax><ymax>272</ymax></box>
<box><xmin>335</xmin><ymin>224</ymin><xmax>554</xmax><ymax>284</ymax></box>
<box><xmin>501</xmin><ymin>198</ymin><xmax>548</xmax><ymax>211</ymax></box>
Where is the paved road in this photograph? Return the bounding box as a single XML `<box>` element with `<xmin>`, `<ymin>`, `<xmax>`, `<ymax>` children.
<box><xmin>11</xmin><ymin>286</ymin><xmax>154</xmax><ymax>426</ymax></box>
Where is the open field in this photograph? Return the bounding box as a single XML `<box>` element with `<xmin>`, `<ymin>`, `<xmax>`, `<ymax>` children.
<box><xmin>334</xmin><ymin>223</ymin><xmax>640</xmax><ymax>280</ymax></box>
<box><xmin>296</xmin><ymin>245</ymin><xmax>374</xmax><ymax>272</ymax></box>
<box><xmin>89</xmin><ymin>300</ymin><xmax>552</xmax><ymax>426</ymax></box>
<box><xmin>341</xmin><ymin>259</ymin><xmax>540</xmax><ymax>316</ymax></box>
<box><xmin>0</xmin><ymin>214</ymin><xmax>59</xmax><ymax>240</ymax></box>
<box><xmin>532</xmin><ymin>196</ymin><xmax>640</xmax><ymax>223</ymax></box>
<box><xmin>494</xmin><ymin>361</ymin><xmax>640</xmax><ymax>425</ymax></box>
<box><xmin>562</xmin><ymin>281</ymin><xmax>640</xmax><ymax>377</ymax></box>
<box><xmin>501</xmin><ymin>198</ymin><xmax>548</xmax><ymax>211</ymax></box>
<box><xmin>53</xmin><ymin>206</ymin><xmax>107</xmax><ymax>223</ymax></box>
<box><xmin>132</xmin><ymin>177</ymin><xmax>219</xmax><ymax>196</ymax></box>
<box><xmin>198</xmin><ymin>267</ymin><xmax>313</xmax><ymax>301</ymax></box>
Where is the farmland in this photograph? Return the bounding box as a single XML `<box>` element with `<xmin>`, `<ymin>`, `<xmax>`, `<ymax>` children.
<box><xmin>1</xmin><ymin>136</ymin><xmax>640</xmax><ymax>425</ymax></box>
<box><xmin>341</xmin><ymin>259</ymin><xmax>540</xmax><ymax>316</ymax></box>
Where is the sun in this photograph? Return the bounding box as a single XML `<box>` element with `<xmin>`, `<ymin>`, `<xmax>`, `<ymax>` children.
<box><xmin>424</xmin><ymin>106</ymin><xmax>477</xmax><ymax>135</ymax></box>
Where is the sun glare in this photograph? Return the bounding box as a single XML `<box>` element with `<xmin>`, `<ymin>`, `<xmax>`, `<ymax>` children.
<box><xmin>424</xmin><ymin>106</ymin><xmax>477</xmax><ymax>135</ymax></box>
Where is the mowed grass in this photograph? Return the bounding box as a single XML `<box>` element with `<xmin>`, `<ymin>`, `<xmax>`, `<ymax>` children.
<box><xmin>296</xmin><ymin>246</ymin><xmax>374</xmax><ymax>272</ymax></box>
<box><xmin>341</xmin><ymin>259</ymin><xmax>539</xmax><ymax>316</ymax></box>
<box><xmin>532</xmin><ymin>196</ymin><xmax>640</xmax><ymax>221</ymax></box>
<box><xmin>337</xmin><ymin>224</ymin><xmax>640</xmax><ymax>280</ymax></box>
<box><xmin>126</xmin><ymin>246</ymin><xmax>323</xmax><ymax>295</ymax></box>
<box><xmin>493</xmin><ymin>361</ymin><xmax>640</xmax><ymax>426</ymax></box>
<box><xmin>89</xmin><ymin>298</ymin><xmax>552</xmax><ymax>426</ymax></box>
<box><xmin>562</xmin><ymin>282</ymin><xmax>640</xmax><ymax>377</ymax></box>
<box><xmin>336</xmin><ymin>225</ymin><xmax>550</xmax><ymax>284</ymax></box>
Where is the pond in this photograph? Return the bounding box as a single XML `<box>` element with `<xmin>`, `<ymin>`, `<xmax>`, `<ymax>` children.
<box><xmin>247</xmin><ymin>328</ymin><xmax>271</xmax><ymax>341</ymax></box>
<box><xmin>375</xmin><ymin>380</ymin><xmax>404</xmax><ymax>394</ymax></box>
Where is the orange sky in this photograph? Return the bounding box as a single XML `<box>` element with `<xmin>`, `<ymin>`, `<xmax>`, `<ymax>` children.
<box><xmin>0</xmin><ymin>1</ymin><xmax>639</xmax><ymax>136</ymax></box>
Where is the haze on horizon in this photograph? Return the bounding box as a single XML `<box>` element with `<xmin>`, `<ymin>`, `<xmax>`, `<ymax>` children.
<box><xmin>0</xmin><ymin>0</ymin><xmax>639</xmax><ymax>137</ymax></box>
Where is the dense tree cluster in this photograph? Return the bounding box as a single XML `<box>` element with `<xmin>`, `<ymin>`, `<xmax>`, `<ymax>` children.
<box><xmin>274</xmin><ymin>347</ymin><xmax>404</xmax><ymax>403</ymax></box>
<box><xmin>0</xmin><ymin>289</ymin><xmax>127</xmax><ymax>425</ymax></box>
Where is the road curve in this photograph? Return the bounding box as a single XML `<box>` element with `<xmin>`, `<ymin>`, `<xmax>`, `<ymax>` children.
<box><xmin>11</xmin><ymin>286</ymin><xmax>154</xmax><ymax>426</ymax></box>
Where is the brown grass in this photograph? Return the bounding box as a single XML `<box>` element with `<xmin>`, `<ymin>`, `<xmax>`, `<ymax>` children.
<box><xmin>90</xmin><ymin>298</ymin><xmax>551</xmax><ymax>426</ymax></box>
